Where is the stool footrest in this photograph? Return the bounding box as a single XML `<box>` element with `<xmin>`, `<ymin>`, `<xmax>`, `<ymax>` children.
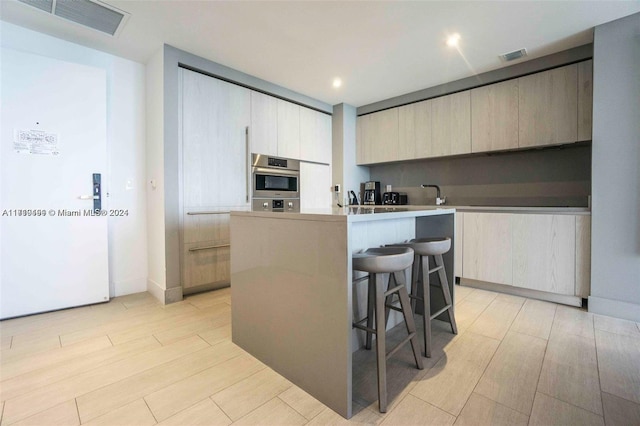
<box><xmin>385</xmin><ymin>304</ymin><xmax>402</xmax><ymax>313</ymax></box>
<box><xmin>428</xmin><ymin>265</ymin><xmax>444</xmax><ymax>274</ymax></box>
<box><xmin>383</xmin><ymin>285</ymin><xmax>404</xmax><ymax>298</ymax></box>
<box><xmin>429</xmin><ymin>304</ymin><xmax>453</xmax><ymax>320</ymax></box>
<box><xmin>386</xmin><ymin>333</ymin><xmax>417</xmax><ymax>360</ymax></box>
<box><xmin>353</xmin><ymin>322</ymin><xmax>377</xmax><ymax>334</ymax></box>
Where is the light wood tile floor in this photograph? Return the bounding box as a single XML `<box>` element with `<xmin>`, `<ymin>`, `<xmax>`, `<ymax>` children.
<box><xmin>1</xmin><ymin>287</ymin><xmax>639</xmax><ymax>425</ymax></box>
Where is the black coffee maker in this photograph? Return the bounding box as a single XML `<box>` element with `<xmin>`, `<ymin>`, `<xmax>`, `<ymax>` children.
<box><xmin>363</xmin><ymin>181</ymin><xmax>381</xmax><ymax>205</ymax></box>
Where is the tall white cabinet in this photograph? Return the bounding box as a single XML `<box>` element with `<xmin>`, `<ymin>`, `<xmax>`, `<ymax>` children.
<box><xmin>180</xmin><ymin>68</ymin><xmax>333</xmax><ymax>293</ymax></box>
<box><xmin>181</xmin><ymin>69</ymin><xmax>251</xmax><ymax>294</ymax></box>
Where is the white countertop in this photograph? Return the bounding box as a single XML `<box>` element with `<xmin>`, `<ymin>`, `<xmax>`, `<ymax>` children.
<box><xmin>231</xmin><ymin>206</ymin><xmax>456</xmax><ymax>222</ymax></box>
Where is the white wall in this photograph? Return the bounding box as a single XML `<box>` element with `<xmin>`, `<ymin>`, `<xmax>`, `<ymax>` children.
<box><xmin>0</xmin><ymin>22</ymin><xmax>148</xmax><ymax>298</ymax></box>
<box><xmin>590</xmin><ymin>13</ymin><xmax>640</xmax><ymax>321</ymax></box>
<box><xmin>145</xmin><ymin>47</ymin><xmax>167</xmax><ymax>300</ymax></box>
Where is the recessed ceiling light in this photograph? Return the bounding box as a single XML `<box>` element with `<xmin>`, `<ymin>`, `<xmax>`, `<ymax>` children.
<box><xmin>446</xmin><ymin>33</ymin><xmax>461</xmax><ymax>48</ymax></box>
<box><xmin>332</xmin><ymin>78</ymin><xmax>342</xmax><ymax>88</ymax></box>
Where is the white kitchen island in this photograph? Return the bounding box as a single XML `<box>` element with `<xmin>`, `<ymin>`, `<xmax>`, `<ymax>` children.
<box><xmin>230</xmin><ymin>206</ymin><xmax>456</xmax><ymax>418</ymax></box>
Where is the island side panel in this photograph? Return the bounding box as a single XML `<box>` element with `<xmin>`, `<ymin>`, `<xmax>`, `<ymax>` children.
<box><xmin>415</xmin><ymin>213</ymin><xmax>456</xmax><ymax>321</ymax></box>
<box><xmin>230</xmin><ymin>214</ymin><xmax>352</xmax><ymax>418</ymax></box>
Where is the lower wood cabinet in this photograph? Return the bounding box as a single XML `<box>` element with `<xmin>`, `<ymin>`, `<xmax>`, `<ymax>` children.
<box><xmin>181</xmin><ymin>208</ymin><xmax>244</xmax><ymax>293</ymax></box>
<box><xmin>511</xmin><ymin>214</ymin><xmax>575</xmax><ymax>295</ymax></box>
<box><xmin>462</xmin><ymin>212</ymin><xmax>512</xmax><ymax>285</ymax></box>
<box><xmin>454</xmin><ymin>212</ymin><xmax>464</xmax><ymax>278</ymax></box>
<box><xmin>460</xmin><ymin>212</ymin><xmax>590</xmax><ymax>298</ymax></box>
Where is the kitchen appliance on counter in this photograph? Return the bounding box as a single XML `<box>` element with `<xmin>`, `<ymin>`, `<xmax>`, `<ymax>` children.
<box><xmin>251</xmin><ymin>153</ymin><xmax>300</xmax><ymax>212</ymax></box>
<box><xmin>382</xmin><ymin>192</ymin><xmax>408</xmax><ymax>205</ymax></box>
<box><xmin>363</xmin><ymin>181</ymin><xmax>381</xmax><ymax>205</ymax></box>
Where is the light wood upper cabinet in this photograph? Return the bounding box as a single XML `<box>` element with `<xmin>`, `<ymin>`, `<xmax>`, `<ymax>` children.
<box><xmin>182</xmin><ymin>69</ymin><xmax>250</xmax><ymax>208</ymax></box>
<box><xmin>432</xmin><ymin>91</ymin><xmax>471</xmax><ymax>157</ymax></box>
<box><xmin>511</xmin><ymin>214</ymin><xmax>575</xmax><ymax>295</ymax></box>
<box><xmin>357</xmin><ymin>108</ymin><xmax>399</xmax><ymax>164</ymax></box>
<box><xmin>277</xmin><ymin>99</ymin><xmax>300</xmax><ymax>159</ymax></box>
<box><xmin>518</xmin><ymin>64</ymin><xmax>578</xmax><ymax>148</ymax></box>
<box><xmin>250</xmin><ymin>91</ymin><xmax>278</xmax><ymax>156</ymax></box>
<box><xmin>463</xmin><ymin>212</ymin><xmax>512</xmax><ymax>286</ymax></box>
<box><xmin>399</xmin><ymin>100</ymin><xmax>432</xmax><ymax>160</ymax></box>
<box><xmin>300</xmin><ymin>107</ymin><xmax>332</xmax><ymax>164</ymax></box>
<box><xmin>577</xmin><ymin>59</ymin><xmax>593</xmax><ymax>141</ymax></box>
<box><xmin>471</xmin><ymin>79</ymin><xmax>519</xmax><ymax>152</ymax></box>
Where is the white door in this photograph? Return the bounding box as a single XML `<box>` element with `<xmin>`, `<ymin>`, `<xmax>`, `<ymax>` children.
<box><xmin>300</xmin><ymin>162</ymin><xmax>332</xmax><ymax>210</ymax></box>
<box><xmin>0</xmin><ymin>48</ymin><xmax>109</xmax><ymax>319</ymax></box>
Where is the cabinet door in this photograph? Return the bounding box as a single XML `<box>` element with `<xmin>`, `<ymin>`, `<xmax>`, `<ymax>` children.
<box><xmin>250</xmin><ymin>91</ymin><xmax>278</xmax><ymax>156</ymax></box>
<box><xmin>300</xmin><ymin>107</ymin><xmax>332</xmax><ymax>164</ymax></box>
<box><xmin>356</xmin><ymin>109</ymin><xmax>399</xmax><ymax>164</ymax></box>
<box><xmin>183</xmin><ymin>243</ymin><xmax>230</xmax><ymax>290</ymax></box>
<box><xmin>463</xmin><ymin>213</ymin><xmax>512</xmax><ymax>285</ymax></box>
<box><xmin>300</xmin><ymin>162</ymin><xmax>332</xmax><ymax>209</ymax></box>
<box><xmin>432</xmin><ymin>91</ymin><xmax>471</xmax><ymax>157</ymax></box>
<box><xmin>182</xmin><ymin>69</ymin><xmax>250</xmax><ymax>208</ymax></box>
<box><xmin>277</xmin><ymin>99</ymin><xmax>300</xmax><ymax>159</ymax></box>
<box><xmin>518</xmin><ymin>64</ymin><xmax>578</xmax><ymax>147</ymax></box>
<box><xmin>577</xmin><ymin>60</ymin><xmax>593</xmax><ymax>141</ymax></box>
<box><xmin>512</xmin><ymin>214</ymin><xmax>575</xmax><ymax>295</ymax></box>
<box><xmin>471</xmin><ymin>80</ymin><xmax>519</xmax><ymax>152</ymax></box>
<box><xmin>399</xmin><ymin>100</ymin><xmax>432</xmax><ymax>160</ymax></box>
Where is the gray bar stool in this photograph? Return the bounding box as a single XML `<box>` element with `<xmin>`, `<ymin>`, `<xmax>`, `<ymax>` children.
<box><xmin>390</xmin><ymin>238</ymin><xmax>458</xmax><ymax>358</ymax></box>
<box><xmin>352</xmin><ymin>247</ymin><xmax>424</xmax><ymax>413</ymax></box>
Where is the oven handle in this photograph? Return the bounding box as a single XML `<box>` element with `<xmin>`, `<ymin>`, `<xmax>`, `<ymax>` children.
<box><xmin>251</xmin><ymin>167</ymin><xmax>300</xmax><ymax>177</ymax></box>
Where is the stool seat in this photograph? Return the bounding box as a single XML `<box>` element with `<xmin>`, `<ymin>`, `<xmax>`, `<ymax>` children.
<box><xmin>397</xmin><ymin>237</ymin><xmax>451</xmax><ymax>256</ymax></box>
<box><xmin>353</xmin><ymin>247</ymin><xmax>414</xmax><ymax>273</ymax></box>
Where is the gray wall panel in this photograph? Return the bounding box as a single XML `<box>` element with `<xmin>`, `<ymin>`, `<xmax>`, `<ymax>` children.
<box><xmin>590</xmin><ymin>12</ymin><xmax>640</xmax><ymax>319</ymax></box>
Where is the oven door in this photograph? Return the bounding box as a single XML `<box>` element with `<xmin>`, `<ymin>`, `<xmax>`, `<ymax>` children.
<box><xmin>252</xmin><ymin>167</ymin><xmax>299</xmax><ymax>199</ymax></box>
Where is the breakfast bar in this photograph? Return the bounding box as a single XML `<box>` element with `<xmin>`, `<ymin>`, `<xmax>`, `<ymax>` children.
<box><xmin>230</xmin><ymin>207</ymin><xmax>456</xmax><ymax>418</ymax></box>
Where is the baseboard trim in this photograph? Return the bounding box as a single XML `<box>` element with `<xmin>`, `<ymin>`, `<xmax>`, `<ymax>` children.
<box><xmin>460</xmin><ymin>278</ymin><xmax>583</xmax><ymax>307</ymax></box>
<box><xmin>146</xmin><ymin>279</ymin><xmax>184</xmax><ymax>305</ymax></box>
<box><xmin>588</xmin><ymin>296</ymin><xmax>640</xmax><ymax>322</ymax></box>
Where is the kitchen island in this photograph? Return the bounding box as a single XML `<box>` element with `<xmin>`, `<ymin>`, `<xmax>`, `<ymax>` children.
<box><xmin>230</xmin><ymin>206</ymin><xmax>456</xmax><ymax>418</ymax></box>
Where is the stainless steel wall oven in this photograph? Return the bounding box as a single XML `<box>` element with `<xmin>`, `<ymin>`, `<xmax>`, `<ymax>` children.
<box><xmin>251</xmin><ymin>153</ymin><xmax>300</xmax><ymax>212</ymax></box>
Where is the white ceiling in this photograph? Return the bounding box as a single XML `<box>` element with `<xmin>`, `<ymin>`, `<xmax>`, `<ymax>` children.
<box><xmin>2</xmin><ymin>1</ymin><xmax>639</xmax><ymax>107</ymax></box>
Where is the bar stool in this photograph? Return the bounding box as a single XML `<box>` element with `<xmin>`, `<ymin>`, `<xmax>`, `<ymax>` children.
<box><xmin>390</xmin><ymin>238</ymin><xmax>457</xmax><ymax>358</ymax></box>
<box><xmin>352</xmin><ymin>247</ymin><xmax>424</xmax><ymax>413</ymax></box>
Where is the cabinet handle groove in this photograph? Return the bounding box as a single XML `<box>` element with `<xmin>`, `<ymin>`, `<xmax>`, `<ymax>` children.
<box><xmin>246</xmin><ymin>126</ymin><xmax>250</xmax><ymax>203</ymax></box>
<box><xmin>188</xmin><ymin>243</ymin><xmax>230</xmax><ymax>252</ymax></box>
<box><xmin>186</xmin><ymin>211</ymin><xmax>231</xmax><ymax>215</ymax></box>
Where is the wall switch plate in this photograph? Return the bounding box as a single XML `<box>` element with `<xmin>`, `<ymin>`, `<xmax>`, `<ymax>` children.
<box><xmin>334</xmin><ymin>184</ymin><xmax>341</xmax><ymax>193</ymax></box>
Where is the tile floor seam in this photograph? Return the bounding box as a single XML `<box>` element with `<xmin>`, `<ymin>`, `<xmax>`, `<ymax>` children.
<box><xmin>601</xmin><ymin>391</ymin><xmax>640</xmax><ymax>407</ymax></box>
<box><xmin>535</xmin><ymin>389</ymin><xmax>605</xmax><ymax>419</ymax></box>
<box><xmin>73</xmin><ymin>344</ymin><xmax>240</xmax><ymax>423</ymax></box>
<box><xmin>105</xmin><ymin>334</ymin><xmax>115</xmax><ymax>347</ymax></box>
<box><xmin>206</xmin><ymin>396</ymin><xmax>234</xmax><ymax>423</ymax></box>
<box><xmin>143</xmin><ymin>397</ymin><xmax>159</xmax><ymax>424</ymax></box>
<box><xmin>276</xmin><ymin>394</ymin><xmax>311</xmax><ymax>421</ymax></box>
<box><xmin>594</xmin><ymin>328</ymin><xmax>606</xmax><ymax>422</ymax></box>
<box><xmin>74</xmin><ymin>397</ymin><xmax>81</xmax><ymax>424</ymax></box>
<box><xmin>464</xmin><ymin>328</ymin><xmax>522</xmax><ymax>417</ymax></box>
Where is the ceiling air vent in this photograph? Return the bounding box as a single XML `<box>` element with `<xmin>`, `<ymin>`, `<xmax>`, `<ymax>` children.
<box><xmin>500</xmin><ymin>48</ymin><xmax>527</xmax><ymax>62</ymax></box>
<box><xmin>17</xmin><ymin>0</ymin><xmax>129</xmax><ymax>36</ymax></box>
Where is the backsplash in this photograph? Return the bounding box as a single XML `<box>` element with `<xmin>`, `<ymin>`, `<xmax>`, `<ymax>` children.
<box><xmin>368</xmin><ymin>143</ymin><xmax>591</xmax><ymax>207</ymax></box>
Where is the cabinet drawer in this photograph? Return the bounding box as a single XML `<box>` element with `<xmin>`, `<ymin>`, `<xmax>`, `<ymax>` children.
<box><xmin>183</xmin><ymin>243</ymin><xmax>230</xmax><ymax>289</ymax></box>
<box><xmin>183</xmin><ymin>210</ymin><xmax>230</xmax><ymax>244</ymax></box>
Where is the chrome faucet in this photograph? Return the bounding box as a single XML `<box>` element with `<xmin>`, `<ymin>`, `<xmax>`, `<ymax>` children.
<box><xmin>421</xmin><ymin>184</ymin><xmax>446</xmax><ymax>205</ymax></box>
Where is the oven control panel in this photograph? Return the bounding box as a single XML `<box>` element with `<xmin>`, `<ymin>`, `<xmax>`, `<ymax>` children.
<box><xmin>253</xmin><ymin>198</ymin><xmax>300</xmax><ymax>213</ymax></box>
